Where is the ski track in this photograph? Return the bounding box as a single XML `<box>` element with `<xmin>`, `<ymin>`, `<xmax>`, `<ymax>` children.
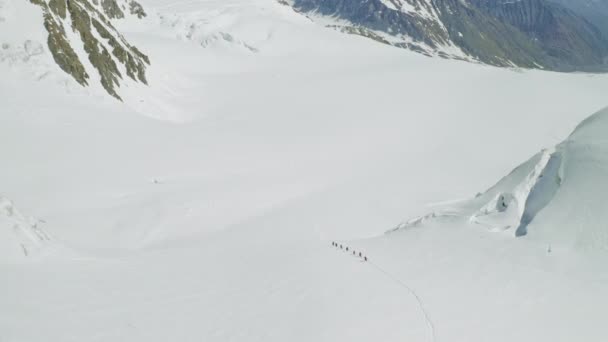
<box><xmin>367</xmin><ymin>260</ymin><xmax>437</xmax><ymax>342</ymax></box>
<box><xmin>330</xmin><ymin>243</ymin><xmax>437</xmax><ymax>342</ymax></box>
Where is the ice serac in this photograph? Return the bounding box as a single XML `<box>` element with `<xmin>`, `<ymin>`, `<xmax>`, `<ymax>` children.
<box><xmin>0</xmin><ymin>197</ymin><xmax>52</xmax><ymax>263</ymax></box>
<box><xmin>471</xmin><ymin>107</ymin><xmax>608</xmax><ymax>251</ymax></box>
<box><xmin>291</xmin><ymin>0</ymin><xmax>608</xmax><ymax>71</ymax></box>
<box><xmin>394</xmin><ymin>107</ymin><xmax>608</xmax><ymax>252</ymax></box>
<box><xmin>469</xmin><ymin>148</ymin><xmax>562</xmax><ymax>237</ymax></box>
<box><xmin>534</xmin><ymin>107</ymin><xmax>608</xmax><ymax>251</ymax></box>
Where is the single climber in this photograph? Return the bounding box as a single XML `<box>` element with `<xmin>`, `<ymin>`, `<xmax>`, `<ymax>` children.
<box><xmin>359</xmin><ymin>252</ymin><xmax>362</xmax><ymax>257</ymax></box>
<box><xmin>364</xmin><ymin>256</ymin><xmax>368</xmax><ymax>262</ymax></box>
<box><xmin>346</xmin><ymin>247</ymin><xmax>349</xmax><ymax>251</ymax></box>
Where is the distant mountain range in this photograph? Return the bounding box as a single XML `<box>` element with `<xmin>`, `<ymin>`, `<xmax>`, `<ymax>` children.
<box><xmin>4</xmin><ymin>0</ymin><xmax>607</xmax><ymax>100</ymax></box>
<box><xmin>290</xmin><ymin>0</ymin><xmax>608</xmax><ymax>72</ymax></box>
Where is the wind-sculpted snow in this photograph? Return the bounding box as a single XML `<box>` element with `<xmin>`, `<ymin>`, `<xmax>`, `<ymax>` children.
<box><xmin>394</xmin><ymin>107</ymin><xmax>608</xmax><ymax>252</ymax></box>
<box><xmin>0</xmin><ymin>197</ymin><xmax>52</xmax><ymax>262</ymax></box>
<box><xmin>533</xmin><ymin>107</ymin><xmax>608</xmax><ymax>251</ymax></box>
<box><xmin>158</xmin><ymin>12</ymin><xmax>260</xmax><ymax>53</ymax></box>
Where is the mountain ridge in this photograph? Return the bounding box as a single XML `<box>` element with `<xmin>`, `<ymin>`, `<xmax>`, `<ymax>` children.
<box><xmin>291</xmin><ymin>0</ymin><xmax>608</xmax><ymax>71</ymax></box>
<box><xmin>0</xmin><ymin>0</ymin><xmax>150</xmax><ymax>100</ymax></box>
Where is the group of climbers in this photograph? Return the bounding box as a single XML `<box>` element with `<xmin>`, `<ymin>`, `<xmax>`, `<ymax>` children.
<box><xmin>331</xmin><ymin>241</ymin><xmax>367</xmax><ymax>262</ymax></box>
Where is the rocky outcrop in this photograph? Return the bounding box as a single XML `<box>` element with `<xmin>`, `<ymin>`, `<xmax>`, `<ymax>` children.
<box><xmin>29</xmin><ymin>0</ymin><xmax>150</xmax><ymax>99</ymax></box>
<box><xmin>293</xmin><ymin>0</ymin><xmax>456</xmax><ymax>59</ymax></box>
<box><xmin>100</xmin><ymin>0</ymin><xmax>146</xmax><ymax>19</ymax></box>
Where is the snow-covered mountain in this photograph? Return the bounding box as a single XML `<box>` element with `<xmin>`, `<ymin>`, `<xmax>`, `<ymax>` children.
<box><xmin>291</xmin><ymin>0</ymin><xmax>608</xmax><ymax>71</ymax></box>
<box><xmin>0</xmin><ymin>0</ymin><xmax>149</xmax><ymax>99</ymax></box>
<box><xmin>2</xmin><ymin>0</ymin><xmax>608</xmax><ymax>341</ymax></box>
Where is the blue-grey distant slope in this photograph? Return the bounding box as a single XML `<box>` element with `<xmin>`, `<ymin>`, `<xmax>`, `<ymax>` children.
<box><xmin>291</xmin><ymin>0</ymin><xmax>608</xmax><ymax>71</ymax></box>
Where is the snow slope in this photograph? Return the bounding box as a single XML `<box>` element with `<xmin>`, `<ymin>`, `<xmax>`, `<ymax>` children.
<box><xmin>1</xmin><ymin>0</ymin><xmax>608</xmax><ymax>341</ymax></box>
<box><xmin>531</xmin><ymin>107</ymin><xmax>608</xmax><ymax>251</ymax></box>
<box><xmin>395</xmin><ymin>107</ymin><xmax>608</xmax><ymax>253</ymax></box>
<box><xmin>0</xmin><ymin>0</ymin><xmax>70</xmax><ymax>85</ymax></box>
<box><xmin>0</xmin><ymin>197</ymin><xmax>53</xmax><ymax>261</ymax></box>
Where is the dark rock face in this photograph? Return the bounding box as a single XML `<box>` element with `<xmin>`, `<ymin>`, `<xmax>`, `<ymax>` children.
<box><xmin>30</xmin><ymin>0</ymin><xmax>150</xmax><ymax>100</ymax></box>
<box><xmin>433</xmin><ymin>0</ymin><xmax>548</xmax><ymax>68</ymax></box>
<box><xmin>548</xmin><ymin>0</ymin><xmax>608</xmax><ymax>39</ymax></box>
<box><xmin>293</xmin><ymin>0</ymin><xmax>608</xmax><ymax>71</ymax></box>
<box><xmin>472</xmin><ymin>0</ymin><xmax>608</xmax><ymax>69</ymax></box>
<box><xmin>294</xmin><ymin>0</ymin><xmax>448</xmax><ymax>48</ymax></box>
<box><xmin>474</xmin><ymin>0</ymin><xmax>553</xmax><ymax>32</ymax></box>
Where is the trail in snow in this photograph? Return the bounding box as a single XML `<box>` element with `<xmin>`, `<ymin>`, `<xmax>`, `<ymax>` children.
<box><xmin>367</xmin><ymin>260</ymin><xmax>437</xmax><ymax>342</ymax></box>
<box><xmin>331</xmin><ymin>243</ymin><xmax>437</xmax><ymax>342</ymax></box>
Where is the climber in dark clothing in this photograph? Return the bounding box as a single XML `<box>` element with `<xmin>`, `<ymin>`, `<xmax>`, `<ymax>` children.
<box><xmin>359</xmin><ymin>252</ymin><xmax>362</xmax><ymax>257</ymax></box>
